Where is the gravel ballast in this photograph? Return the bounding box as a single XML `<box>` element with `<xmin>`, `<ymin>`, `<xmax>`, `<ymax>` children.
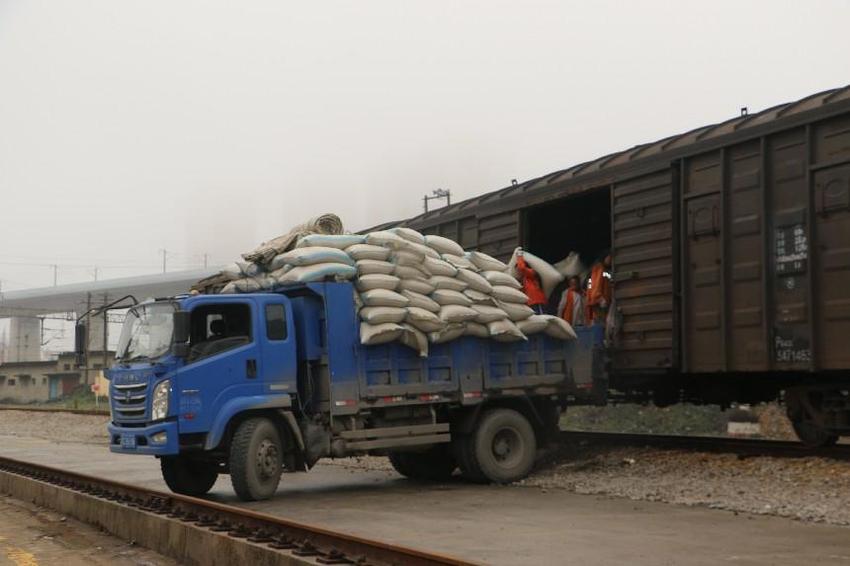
<box><xmin>2</xmin><ymin>410</ymin><xmax>848</xmax><ymax>526</ymax></box>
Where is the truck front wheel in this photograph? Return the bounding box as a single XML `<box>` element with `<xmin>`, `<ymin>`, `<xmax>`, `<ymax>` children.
<box><xmin>468</xmin><ymin>408</ymin><xmax>537</xmax><ymax>484</ymax></box>
<box><xmin>160</xmin><ymin>456</ymin><xmax>218</xmax><ymax>496</ymax></box>
<box><xmin>229</xmin><ymin>418</ymin><xmax>283</xmax><ymax>501</ymax></box>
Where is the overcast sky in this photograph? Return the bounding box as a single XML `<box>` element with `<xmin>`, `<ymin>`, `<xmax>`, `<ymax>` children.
<box><xmin>1</xmin><ymin>0</ymin><xmax>849</xmax><ymax>292</ymax></box>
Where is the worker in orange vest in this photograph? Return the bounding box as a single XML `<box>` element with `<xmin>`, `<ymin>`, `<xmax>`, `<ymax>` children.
<box><xmin>515</xmin><ymin>249</ymin><xmax>548</xmax><ymax>314</ymax></box>
<box><xmin>585</xmin><ymin>253</ymin><xmax>613</xmax><ymax>325</ymax></box>
<box><xmin>557</xmin><ymin>276</ymin><xmax>585</xmax><ymax>326</ymax></box>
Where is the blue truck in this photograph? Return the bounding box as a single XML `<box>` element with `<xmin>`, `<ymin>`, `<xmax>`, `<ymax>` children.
<box><xmin>80</xmin><ymin>282</ymin><xmax>605</xmax><ymax>501</ymax></box>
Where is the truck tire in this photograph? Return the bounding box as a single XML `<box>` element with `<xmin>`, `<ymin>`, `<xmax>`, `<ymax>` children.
<box><xmin>229</xmin><ymin>418</ymin><xmax>283</xmax><ymax>501</ymax></box>
<box><xmin>388</xmin><ymin>445</ymin><xmax>456</xmax><ymax>481</ymax></box>
<box><xmin>453</xmin><ymin>434</ymin><xmax>485</xmax><ymax>483</ymax></box>
<box><xmin>470</xmin><ymin>408</ymin><xmax>537</xmax><ymax>484</ymax></box>
<box><xmin>160</xmin><ymin>456</ymin><xmax>218</xmax><ymax>497</ymax></box>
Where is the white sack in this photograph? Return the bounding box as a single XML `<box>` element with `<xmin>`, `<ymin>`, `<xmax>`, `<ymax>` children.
<box><xmin>269</xmin><ymin>265</ymin><xmax>293</xmax><ymax>282</ymax></box>
<box><xmin>268</xmin><ymin>255</ymin><xmax>290</xmax><ymax>272</ymax></box>
<box><xmin>360</xmin><ymin>289</ymin><xmax>409</xmax><ymax>308</ymax></box>
<box><xmin>456</xmin><ymin>269</ymin><xmax>493</xmax><ymax>293</ymax></box>
<box><xmin>471</xmin><ymin>304</ymin><xmax>509</xmax><ymax>324</ymax></box>
<box><xmin>391</xmin><ymin>250</ymin><xmax>424</xmax><ymax>267</ymax></box>
<box><xmin>297</xmin><ymin>234</ymin><xmax>364</xmax><ymax>249</ymax></box>
<box><xmin>439</xmin><ymin>304</ymin><xmax>479</xmax><ymax>324</ymax></box>
<box><xmin>431</xmin><ymin>289</ymin><xmax>474</xmax><ymax>307</ymax></box>
<box><xmin>481</xmin><ymin>270</ymin><xmax>522</xmax><ymax>290</ymax></box>
<box><xmin>424</xmin><ymin>235</ymin><xmax>465</xmax><ymax>257</ymax></box>
<box><xmin>236</xmin><ymin>261</ymin><xmax>263</xmax><ymax>277</ymax></box>
<box><xmin>401</xmin><ymin>289</ymin><xmax>441</xmax><ymax>312</ymax></box>
<box><xmin>553</xmin><ymin>251</ymin><xmax>586</xmax><ymax>278</ymax></box>
<box><xmin>467</xmin><ymin>251</ymin><xmax>508</xmax><ymax>272</ymax></box>
<box><xmin>356</xmin><ymin>259</ymin><xmax>395</xmax><ymax>275</ymax></box>
<box><xmin>496</xmin><ymin>300</ymin><xmax>535</xmax><ymax>321</ymax></box>
<box><xmin>356</xmin><ymin>273</ymin><xmax>400</xmax><ymax>292</ymax></box>
<box><xmin>400</xmin><ymin>240</ymin><xmax>440</xmax><ymax>259</ymax></box>
<box><xmin>429</xmin><ymin>324</ymin><xmax>466</xmax><ymax>344</ymax></box>
<box><xmin>464</xmin><ymin>322</ymin><xmax>491</xmax><ymax>338</ymax></box>
<box><xmin>488</xmin><ymin>319</ymin><xmax>527</xmax><ymax>342</ymax></box>
<box><xmin>517</xmin><ymin>315</ymin><xmax>549</xmax><ymax>335</ymax></box>
<box><xmin>390</xmin><ymin>227</ymin><xmax>426</xmax><ymax>245</ymax></box>
<box><xmin>430</xmin><ymin>275</ymin><xmax>467</xmax><ymax>292</ymax></box>
<box><xmin>464</xmin><ymin>289</ymin><xmax>498</xmax><ymax>305</ymax></box>
<box><xmin>359</xmin><ymin>306</ymin><xmax>408</xmax><ymax>324</ymax></box>
<box><xmin>360</xmin><ymin>322</ymin><xmax>404</xmax><ymax>345</ymax></box>
<box><xmin>442</xmin><ymin>254</ymin><xmax>477</xmax><ymax>271</ymax></box>
<box><xmin>399</xmin><ymin>323</ymin><xmax>429</xmax><ymax>357</ymax></box>
<box><xmin>405</xmin><ymin>307</ymin><xmax>444</xmax><ymax>332</ymax></box>
<box><xmin>541</xmin><ymin>315</ymin><xmax>578</xmax><ymax>340</ymax></box>
<box><xmin>222</xmin><ymin>263</ymin><xmax>243</xmax><ymax>279</ymax></box>
<box><xmin>280</xmin><ymin>263</ymin><xmax>357</xmax><ymax>283</ymax></box>
<box><xmin>280</xmin><ymin>246</ymin><xmax>354</xmax><ymax>267</ymax></box>
<box><xmin>492</xmin><ymin>285</ymin><xmax>529</xmax><ymax>304</ymax></box>
<box><xmin>508</xmin><ymin>249</ymin><xmax>564</xmax><ymax>298</ymax></box>
<box><xmin>346</xmin><ymin>244</ymin><xmax>391</xmax><ymax>262</ymax></box>
<box><xmin>422</xmin><ymin>256</ymin><xmax>458</xmax><ymax>277</ymax></box>
<box><xmin>397</xmin><ymin>277</ymin><xmax>436</xmax><ymax>295</ymax></box>
<box><xmin>365</xmin><ymin>230</ymin><xmax>407</xmax><ymax>249</ymax></box>
<box><xmin>394</xmin><ymin>265</ymin><xmax>430</xmax><ymax>280</ymax></box>
<box><xmin>220</xmin><ymin>281</ymin><xmax>237</xmax><ymax>294</ymax></box>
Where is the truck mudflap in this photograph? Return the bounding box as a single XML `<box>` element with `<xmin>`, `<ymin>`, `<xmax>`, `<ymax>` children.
<box><xmin>107</xmin><ymin>421</ymin><xmax>180</xmax><ymax>456</ymax></box>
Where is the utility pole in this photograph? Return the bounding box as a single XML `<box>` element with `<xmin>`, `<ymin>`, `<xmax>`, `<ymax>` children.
<box><xmin>160</xmin><ymin>249</ymin><xmax>167</xmax><ymax>273</ymax></box>
<box><xmin>423</xmin><ymin>189</ymin><xmax>451</xmax><ymax>213</ymax></box>
<box><xmin>52</xmin><ymin>264</ymin><xmax>58</xmax><ymax>286</ymax></box>
<box><xmin>203</xmin><ymin>253</ymin><xmax>208</xmax><ymax>268</ymax></box>
<box><xmin>93</xmin><ymin>267</ymin><xmax>99</xmax><ymax>281</ymax></box>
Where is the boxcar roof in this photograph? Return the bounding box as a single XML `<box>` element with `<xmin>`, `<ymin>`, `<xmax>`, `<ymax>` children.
<box><xmin>369</xmin><ymin>84</ymin><xmax>850</xmax><ymax>231</ymax></box>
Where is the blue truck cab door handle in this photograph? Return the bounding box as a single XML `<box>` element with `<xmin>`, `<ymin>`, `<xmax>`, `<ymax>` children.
<box><xmin>246</xmin><ymin>359</ymin><xmax>257</xmax><ymax>379</ymax></box>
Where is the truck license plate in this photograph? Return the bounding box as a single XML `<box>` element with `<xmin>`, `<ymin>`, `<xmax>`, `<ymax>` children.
<box><xmin>120</xmin><ymin>434</ymin><xmax>137</xmax><ymax>449</ymax></box>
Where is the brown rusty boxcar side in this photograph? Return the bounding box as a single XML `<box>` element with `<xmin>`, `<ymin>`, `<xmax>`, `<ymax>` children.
<box><xmin>373</xmin><ymin>86</ymin><xmax>850</xmax><ymax>444</ymax></box>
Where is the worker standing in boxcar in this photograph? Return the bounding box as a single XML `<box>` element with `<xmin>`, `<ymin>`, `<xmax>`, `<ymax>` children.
<box><xmin>585</xmin><ymin>252</ymin><xmax>613</xmax><ymax>325</ymax></box>
<box><xmin>557</xmin><ymin>276</ymin><xmax>584</xmax><ymax>326</ymax></box>
<box><xmin>515</xmin><ymin>249</ymin><xmax>548</xmax><ymax>314</ymax></box>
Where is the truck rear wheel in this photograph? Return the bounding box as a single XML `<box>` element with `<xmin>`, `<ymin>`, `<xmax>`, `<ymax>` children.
<box><xmin>469</xmin><ymin>408</ymin><xmax>537</xmax><ymax>484</ymax></box>
<box><xmin>791</xmin><ymin>420</ymin><xmax>839</xmax><ymax>448</ymax></box>
<box><xmin>229</xmin><ymin>418</ymin><xmax>283</xmax><ymax>501</ymax></box>
<box><xmin>160</xmin><ymin>456</ymin><xmax>218</xmax><ymax>497</ymax></box>
<box><xmin>388</xmin><ymin>445</ymin><xmax>456</xmax><ymax>481</ymax></box>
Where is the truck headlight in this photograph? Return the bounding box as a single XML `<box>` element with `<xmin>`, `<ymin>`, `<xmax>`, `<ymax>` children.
<box><xmin>151</xmin><ymin>379</ymin><xmax>170</xmax><ymax>421</ymax></box>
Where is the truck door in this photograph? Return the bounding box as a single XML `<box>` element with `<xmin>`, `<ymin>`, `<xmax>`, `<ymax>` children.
<box><xmin>254</xmin><ymin>295</ymin><xmax>297</xmax><ymax>395</ymax></box>
<box><xmin>176</xmin><ymin>299</ymin><xmax>261</xmax><ymax>435</ymax></box>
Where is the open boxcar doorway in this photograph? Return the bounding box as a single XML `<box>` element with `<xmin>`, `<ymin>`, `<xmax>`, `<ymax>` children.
<box><xmin>522</xmin><ymin>187</ymin><xmax>611</xmax><ymax>311</ymax></box>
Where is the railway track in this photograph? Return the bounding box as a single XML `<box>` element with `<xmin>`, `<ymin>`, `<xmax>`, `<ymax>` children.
<box><xmin>0</xmin><ymin>405</ymin><xmax>109</xmax><ymax>416</ymax></box>
<box><xmin>0</xmin><ymin>454</ymin><xmax>476</xmax><ymax>566</ymax></box>
<box><xmin>561</xmin><ymin>430</ymin><xmax>850</xmax><ymax>460</ymax></box>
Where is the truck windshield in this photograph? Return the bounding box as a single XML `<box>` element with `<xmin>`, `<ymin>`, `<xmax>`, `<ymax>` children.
<box><xmin>116</xmin><ymin>303</ymin><xmax>175</xmax><ymax>362</ymax></box>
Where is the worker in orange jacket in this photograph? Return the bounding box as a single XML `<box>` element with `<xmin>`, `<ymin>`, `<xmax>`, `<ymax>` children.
<box><xmin>515</xmin><ymin>249</ymin><xmax>548</xmax><ymax>314</ymax></box>
<box><xmin>585</xmin><ymin>253</ymin><xmax>613</xmax><ymax>325</ymax></box>
<box><xmin>557</xmin><ymin>276</ymin><xmax>585</xmax><ymax>326</ymax></box>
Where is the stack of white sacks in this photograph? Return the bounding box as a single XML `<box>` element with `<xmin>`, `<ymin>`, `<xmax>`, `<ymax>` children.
<box><xmin>220</xmin><ymin>227</ymin><xmax>575</xmax><ymax>356</ymax></box>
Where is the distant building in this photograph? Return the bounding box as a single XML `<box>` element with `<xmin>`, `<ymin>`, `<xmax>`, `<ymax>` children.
<box><xmin>0</xmin><ymin>351</ymin><xmax>114</xmax><ymax>403</ymax></box>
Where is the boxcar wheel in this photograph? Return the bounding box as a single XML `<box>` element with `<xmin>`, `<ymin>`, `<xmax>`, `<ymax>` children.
<box><xmin>791</xmin><ymin>420</ymin><xmax>839</xmax><ymax>448</ymax></box>
<box><xmin>160</xmin><ymin>456</ymin><xmax>218</xmax><ymax>497</ymax></box>
<box><xmin>471</xmin><ymin>408</ymin><xmax>537</xmax><ymax>484</ymax></box>
<box><xmin>229</xmin><ymin>418</ymin><xmax>283</xmax><ymax>501</ymax></box>
<box><xmin>388</xmin><ymin>445</ymin><xmax>457</xmax><ymax>481</ymax></box>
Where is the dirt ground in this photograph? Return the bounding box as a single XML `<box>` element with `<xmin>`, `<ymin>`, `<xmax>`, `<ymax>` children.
<box><xmin>0</xmin><ymin>494</ymin><xmax>176</xmax><ymax>566</ymax></box>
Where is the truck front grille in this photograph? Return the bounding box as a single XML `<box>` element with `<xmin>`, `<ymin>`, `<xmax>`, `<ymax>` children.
<box><xmin>111</xmin><ymin>382</ymin><xmax>147</xmax><ymax>421</ymax></box>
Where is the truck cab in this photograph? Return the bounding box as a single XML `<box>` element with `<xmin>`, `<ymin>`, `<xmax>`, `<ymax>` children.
<box><xmin>99</xmin><ymin>283</ymin><xmax>606</xmax><ymax>501</ymax></box>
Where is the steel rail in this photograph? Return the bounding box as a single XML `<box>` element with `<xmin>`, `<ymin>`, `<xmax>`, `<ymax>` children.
<box><xmin>0</xmin><ymin>405</ymin><xmax>109</xmax><ymax>416</ymax></box>
<box><xmin>561</xmin><ymin>430</ymin><xmax>850</xmax><ymax>460</ymax></box>
<box><xmin>0</xmin><ymin>454</ymin><xmax>477</xmax><ymax>566</ymax></box>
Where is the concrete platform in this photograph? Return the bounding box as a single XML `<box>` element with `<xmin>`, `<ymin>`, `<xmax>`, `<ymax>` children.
<box><xmin>2</xmin><ymin>434</ymin><xmax>849</xmax><ymax>566</ymax></box>
<box><xmin>0</xmin><ymin>493</ymin><xmax>175</xmax><ymax>566</ymax></box>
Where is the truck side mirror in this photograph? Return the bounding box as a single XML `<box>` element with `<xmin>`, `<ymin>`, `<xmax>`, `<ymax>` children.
<box><xmin>74</xmin><ymin>322</ymin><xmax>88</xmax><ymax>368</ymax></box>
<box><xmin>173</xmin><ymin>310</ymin><xmax>190</xmax><ymax>358</ymax></box>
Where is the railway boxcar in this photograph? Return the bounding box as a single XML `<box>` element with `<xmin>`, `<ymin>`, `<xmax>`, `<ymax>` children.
<box><xmin>384</xmin><ymin>86</ymin><xmax>850</xmax><ymax>446</ymax></box>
